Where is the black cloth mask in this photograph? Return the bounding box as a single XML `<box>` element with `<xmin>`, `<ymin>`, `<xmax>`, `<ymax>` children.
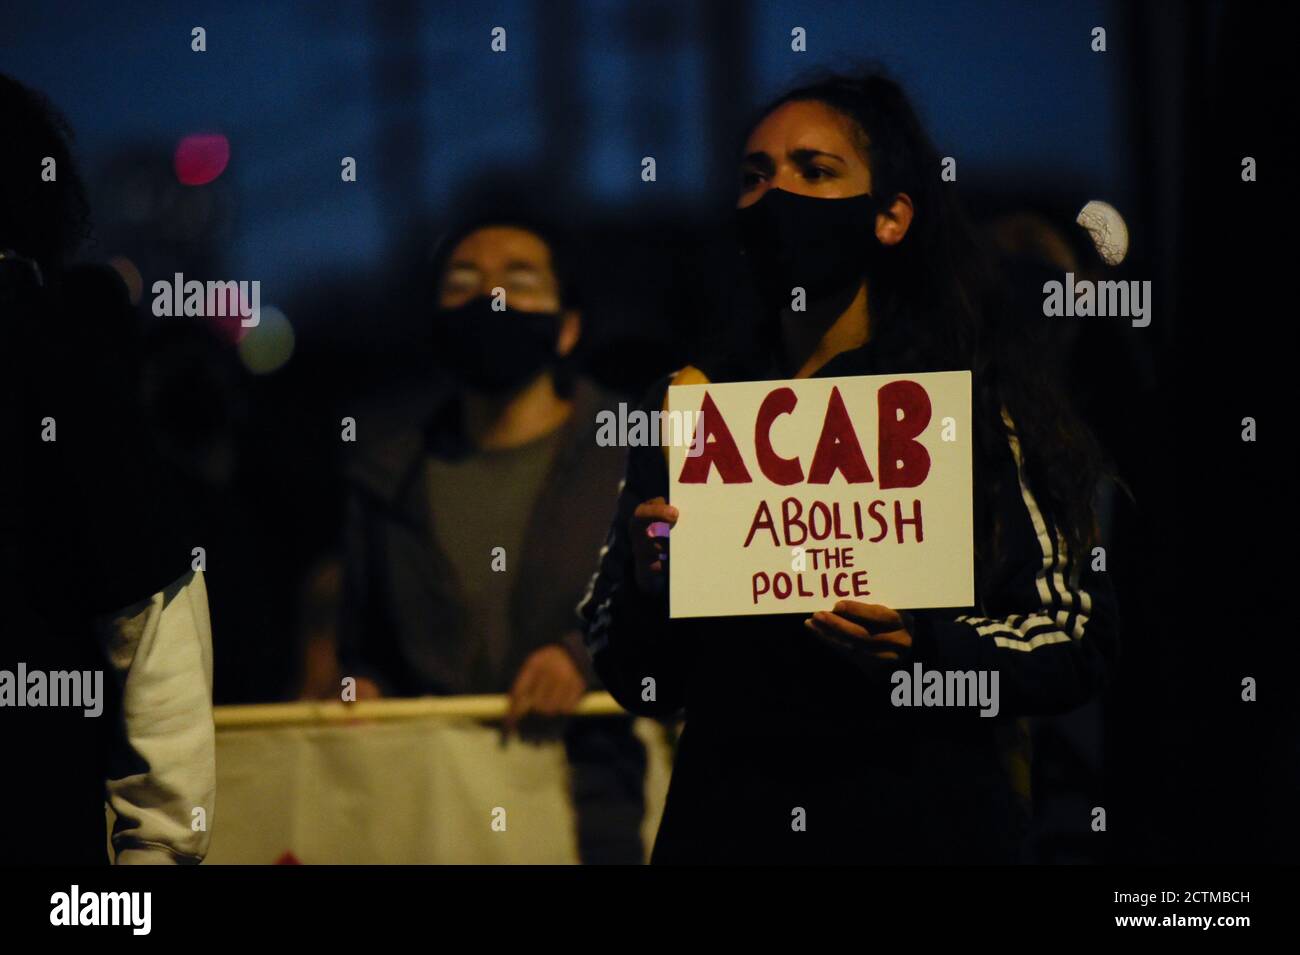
<box><xmin>735</xmin><ymin>188</ymin><xmax>883</xmax><ymax>307</ymax></box>
<box><xmin>434</xmin><ymin>297</ymin><xmax>563</xmax><ymax>394</ymax></box>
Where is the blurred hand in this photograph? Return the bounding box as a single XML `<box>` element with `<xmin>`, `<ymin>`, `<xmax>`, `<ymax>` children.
<box><xmin>298</xmin><ymin>635</ymin><xmax>342</xmax><ymax>700</ymax></box>
<box><xmin>351</xmin><ymin>676</ymin><xmax>383</xmax><ymax>701</ymax></box>
<box><xmin>629</xmin><ymin>496</ymin><xmax>678</xmax><ymax>592</ymax></box>
<box><xmin>504</xmin><ymin>644</ymin><xmax>587</xmax><ymax>737</ymax></box>
<box><xmin>805</xmin><ymin>600</ymin><xmax>913</xmax><ymax>661</ymax></box>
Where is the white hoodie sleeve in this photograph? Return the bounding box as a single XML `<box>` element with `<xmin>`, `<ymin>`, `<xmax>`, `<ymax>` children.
<box><xmin>97</xmin><ymin>569</ymin><xmax>215</xmax><ymax>864</ymax></box>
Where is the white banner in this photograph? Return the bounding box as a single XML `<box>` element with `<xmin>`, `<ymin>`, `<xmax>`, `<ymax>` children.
<box><xmin>205</xmin><ymin>706</ymin><xmax>672</xmax><ymax>865</ymax></box>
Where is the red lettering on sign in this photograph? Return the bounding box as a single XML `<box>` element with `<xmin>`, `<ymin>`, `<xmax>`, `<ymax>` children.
<box><xmin>878</xmin><ymin>380</ymin><xmax>932</xmax><ymax>489</ymax></box>
<box><xmin>755</xmin><ymin>387</ymin><xmax>803</xmax><ymax>485</ymax></box>
<box><xmin>808</xmin><ymin>386</ymin><xmax>873</xmax><ymax>484</ymax></box>
<box><xmin>678</xmin><ymin>391</ymin><xmax>753</xmax><ymax>484</ymax></box>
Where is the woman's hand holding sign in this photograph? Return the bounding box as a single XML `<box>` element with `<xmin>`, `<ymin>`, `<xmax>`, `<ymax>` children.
<box><xmin>632</xmin><ymin>365</ymin><xmax>707</xmax><ymax>595</ymax></box>
<box><xmin>630</xmin><ymin>497</ymin><xmax>678</xmax><ymax>593</ymax></box>
<box><xmin>805</xmin><ymin>600</ymin><xmax>913</xmax><ymax>661</ymax></box>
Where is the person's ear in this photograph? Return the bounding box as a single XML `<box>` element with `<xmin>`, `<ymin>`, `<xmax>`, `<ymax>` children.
<box><xmin>557</xmin><ymin>309</ymin><xmax>581</xmax><ymax>357</ymax></box>
<box><xmin>875</xmin><ymin>192</ymin><xmax>914</xmax><ymax>247</ymax></box>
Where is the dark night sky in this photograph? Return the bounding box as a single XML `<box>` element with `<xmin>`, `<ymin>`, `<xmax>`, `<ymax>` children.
<box><xmin>2</xmin><ymin>0</ymin><xmax>1123</xmax><ymax>307</ymax></box>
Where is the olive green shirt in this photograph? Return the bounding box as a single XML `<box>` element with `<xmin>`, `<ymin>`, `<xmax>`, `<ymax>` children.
<box><xmin>424</xmin><ymin>428</ymin><xmax>565</xmax><ymax>692</ymax></box>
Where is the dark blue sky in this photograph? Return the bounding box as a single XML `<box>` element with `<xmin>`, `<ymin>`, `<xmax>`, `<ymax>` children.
<box><xmin>3</xmin><ymin>0</ymin><xmax>1123</xmax><ymax>302</ymax></box>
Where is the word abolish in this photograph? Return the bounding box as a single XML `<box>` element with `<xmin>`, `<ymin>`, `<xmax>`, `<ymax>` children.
<box><xmin>596</xmin><ymin>403</ymin><xmax>704</xmax><ymax>455</ymax></box>
<box><xmin>744</xmin><ymin>497</ymin><xmax>923</xmax><ymax>547</ymax></box>
<box><xmin>152</xmin><ymin>272</ymin><xmax>261</xmax><ymax>327</ymax></box>
<box><xmin>678</xmin><ymin>381</ymin><xmax>932</xmax><ymax>487</ymax></box>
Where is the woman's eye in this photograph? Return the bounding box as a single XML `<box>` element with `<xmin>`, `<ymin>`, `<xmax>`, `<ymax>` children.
<box><xmin>740</xmin><ymin>169</ymin><xmax>763</xmax><ymax>189</ymax></box>
<box><xmin>804</xmin><ymin>165</ymin><xmax>835</xmax><ymax>182</ymax></box>
<box><xmin>442</xmin><ymin>270</ymin><xmax>479</xmax><ymax>295</ymax></box>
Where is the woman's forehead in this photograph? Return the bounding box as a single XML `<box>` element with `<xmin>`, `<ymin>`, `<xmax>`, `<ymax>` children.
<box><xmin>744</xmin><ymin>99</ymin><xmax>864</xmax><ymax>157</ymax></box>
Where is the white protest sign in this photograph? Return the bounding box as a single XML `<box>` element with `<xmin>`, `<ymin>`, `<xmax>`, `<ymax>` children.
<box><xmin>667</xmin><ymin>371</ymin><xmax>973</xmax><ymax>618</ymax></box>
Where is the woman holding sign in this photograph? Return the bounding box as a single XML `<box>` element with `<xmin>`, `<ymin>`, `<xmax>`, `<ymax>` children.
<box><xmin>577</xmin><ymin>70</ymin><xmax>1119</xmax><ymax>864</ymax></box>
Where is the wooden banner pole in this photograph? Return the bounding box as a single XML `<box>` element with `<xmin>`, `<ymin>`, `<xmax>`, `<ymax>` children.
<box><xmin>214</xmin><ymin>691</ymin><xmax>626</xmax><ymax>729</ymax></box>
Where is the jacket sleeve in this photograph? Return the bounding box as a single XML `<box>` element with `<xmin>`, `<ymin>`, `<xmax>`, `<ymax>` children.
<box><xmin>907</xmin><ymin>417</ymin><xmax>1120</xmax><ymax>717</ymax></box>
<box><xmin>575</xmin><ymin>377</ymin><xmax>688</xmax><ymax>719</ymax></box>
<box><xmin>100</xmin><ymin>569</ymin><xmax>215</xmax><ymax>864</ymax></box>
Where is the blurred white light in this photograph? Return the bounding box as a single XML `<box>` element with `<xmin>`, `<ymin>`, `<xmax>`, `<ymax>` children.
<box><xmin>1076</xmin><ymin>200</ymin><xmax>1128</xmax><ymax>266</ymax></box>
<box><xmin>238</xmin><ymin>305</ymin><xmax>295</xmax><ymax>375</ymax></box>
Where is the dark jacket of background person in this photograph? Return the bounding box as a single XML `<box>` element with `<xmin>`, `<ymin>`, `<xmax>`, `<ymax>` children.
<box><xmin>338</xmin><ymin>376</ymin><xmax>647</xmax><ymax>862</ymax></box>
<box><xmin>578</xmin><ymin>343</ymin><xmax>1121</xmax><ymax>864</ymax></box>
<box><xmin>1</xmin><ymin>263</ymin><xmax>214</xmax><ymax>864</ymax></box>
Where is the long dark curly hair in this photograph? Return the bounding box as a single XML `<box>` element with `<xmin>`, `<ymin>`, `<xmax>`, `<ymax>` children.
<box><xmin>0</xmin><ymin>73</ymin><xmax>92</xmax><ymax>269</ymax></box>
<box><xmin>702</xmin><ymin>68</ymin><xmax>1112</xmax><ymax>571</ymax></box>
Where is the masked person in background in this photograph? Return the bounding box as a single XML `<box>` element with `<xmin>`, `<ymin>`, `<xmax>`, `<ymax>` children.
<box><xmin>578</xmin><ymin>70</ymin><xmax>1121</xmax><ymax>864</ymax></box>
<box><xmin>337</xmin><ymin>207</ymin><xmax>646</xmax><ymax>863</ymax></box>
<box><xmin>0</xmin><ymin>73</ymin><xmax>214</xmax><ymax>865</ymax></box>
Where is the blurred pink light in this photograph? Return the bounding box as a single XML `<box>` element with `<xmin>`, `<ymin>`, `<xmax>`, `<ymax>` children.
<box><xmin>174</xmin><ymin>133</ymin><xmax>230</xmax><ymax>186</ymax></box>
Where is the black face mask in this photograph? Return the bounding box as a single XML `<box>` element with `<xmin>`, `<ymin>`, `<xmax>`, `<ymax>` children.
<box><xmin>735</xmin><ymin>188</ymin><xmax>883</xmax><ymax>307</ymax></box>
<box><xmin>434</xmin><ymin>297</ymin><xmax>563</xmax><ymax>394</ymax></box>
